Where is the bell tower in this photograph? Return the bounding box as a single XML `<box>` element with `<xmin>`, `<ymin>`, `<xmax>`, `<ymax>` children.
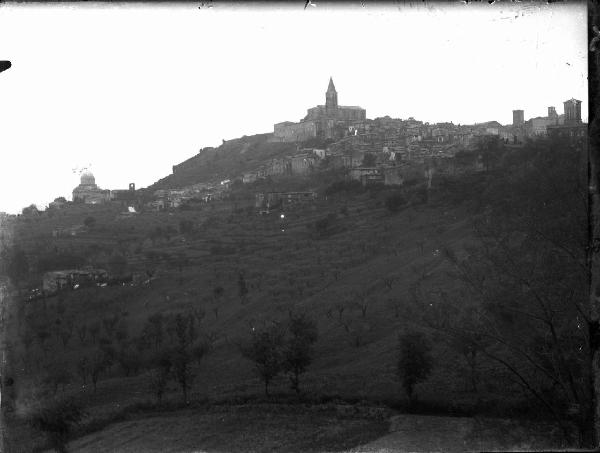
<box><xmin>325</xmin><ymin>77</ymin><xmax>338</xmax><ymax>115</ymax></box>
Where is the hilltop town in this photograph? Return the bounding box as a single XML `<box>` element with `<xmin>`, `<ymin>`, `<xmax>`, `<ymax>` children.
<box><xmin>149</xmin><ymin>78</ymin><xmax>585</xmax><ymax>211</ymax></box>
<box><xmin>0</xmin><ymin>78</ymin><xmax>585</xmax><ymax>219</ymax></box>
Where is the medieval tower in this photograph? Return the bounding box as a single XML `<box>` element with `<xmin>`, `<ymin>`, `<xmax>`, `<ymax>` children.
<box><xmin>325</xmin><ymin>77</ymin><xmax>338</xmax><ymax>115</ymax></box>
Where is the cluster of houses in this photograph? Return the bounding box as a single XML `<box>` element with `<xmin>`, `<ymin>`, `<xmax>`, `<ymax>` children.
<box><xmin>27</xmin><ymin>267</ymin><xmax>148</xmax><ymax>301</ymax></box>
<box><xmin>58</xmin><ymin>95</ymin><xmax>583</xmax><ymax>215</ymax></box>
<box><xmin>501</xmin><ymin>100</ymin><xmax>586</xmax><ymax>143</ymax></box>
<box><xmin>242</xmin><ymin>150</ymin><xmax>324</xmax><ymax>183</ymax></box>
<box><xmin>42</xmin><ymin>268</ymin><xmax>109</xmax><ymax>293</ymax></box>
<box><xmin>150</xmin><ymin>111</ymin><xmax>513</xmax><ymax>213</ymax></box>
<box><xmin>146</xmin><ymin>180</ymin><xmax>231</xmax><ymax>211</ymax></box>
<box><xmin>255</xmin><ymin>191</ymin><xmax>317</xmax><ymax>213</ymax></box>
<box><xmin>240</xmin><ymin>120</ymin><xmax>487</xmax><ymax>192</ymax></box>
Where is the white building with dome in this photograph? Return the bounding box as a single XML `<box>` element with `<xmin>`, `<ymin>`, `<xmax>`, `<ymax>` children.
<box><xmin>72</xmin><ymin>171</ymin><xmax>111</xmax><ymax>204</ymax></box>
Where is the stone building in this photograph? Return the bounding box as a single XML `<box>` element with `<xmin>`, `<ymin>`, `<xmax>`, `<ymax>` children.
<box><xmin>273</xmin><ymin>78</ymin><xmax>367</xmax><ymax>142</ymax></box>
<box><xmin>43</xmin><ymin>268</ymin><xmax>108</xmax><ymax>293</ymax></box>
<box><xmin>304</xmin><ymin>78</ymin><xmax>366</xmax><ymax>124</ymax></box>
<box><xmin>563</xmin><ymin>98</ymin><xmax>582</xmax><ymax>124</ymax></box>
<box><xmin>110</xmin><ymin>183</ymin><xmax>137</xmax><ymax>205</ymax></box>
<box><xmin>290</xmin><ymin>154</ymin><xmax>316</xmax><ymax>175</ymax></box>
<box><xmin>522</xmin><ymin>100</ymin><xmax>582</xmax><ymax>138</ymax></box>
<box><xmin>512</xmin><ymin>110</ymin><xmax>524</xmax><ymax>126</ymax></box>
<box><xmin>273</xmin><ymin>121</ymin><xmax>317</xmax><ymax>142</ymax></box>
<box><xmin>547</xmin><ymin>99</ymin><xmax>586</xmax><ymax>141</ymax></box>
<box><xmin>72</xmin><ymin>171</ymin><xmax>111</xmax><ymax>204</ymax></box>
<box><xmin>547</xmin><ymin>122</ymin><xmax>587</xmax><ymax>140</ymax></box>
<box><xmin>242</xmin><ymin>172</ymin><xmax>258</xmax><ymax>184</ymax></box>
<box><xmin>349</xmin><ymin>167</ymin><xmax>381</xmax><ymax>185</ymax></box>
<box><xmin>255</xmin><ymin>192</ymin><xmax>317</xmax><ymax>211</ymax></box>
<box><xmin>528</xmin><ymin>117</ymin><xmax>555</xmax><ymax>137</ymax></box>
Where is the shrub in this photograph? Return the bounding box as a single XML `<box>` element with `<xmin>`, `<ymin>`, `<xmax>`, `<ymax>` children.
<box><xmin>283</xmin><ymin>313</ymin><xmax>318</xmax><ymax>394</ymax></box>
<box><xmin>84</xmin><ymin>216</ymin><xmax>96</xmax><ymax>229</ymax></box>
<box><xmin>89</xmin><ymin>349</ymin><xmax>113</xmax><ymax>393</ymax></box>
<box><xmin>397</xmin><ymin>332</ymin><xmax>433</xmax><ymax>406</ymax></box>
<box><xmin>172</xmin><ymin>348</ymin><xmax>194</xmax><ymax>403</ymax></box>
<box><xmin>42</xmin><ymin>363</ymin><xmax>73</xmax><ymax>396</ymax></box>
<box><xmin>313</xmin><ymin>213</ymin><xmax>340</xmax><ymax>238</ymax></box>
<box><xmin>116</xmin><ymin>346</ymin><xmax>142</xmax><ymax>377</ymax></box>
<box><xmin>324</xmin><ymin>180</ymin><xmax>364</xmax><ymax>197</ymax></box>
<box><xmin>385</xmin><ymin>192</ymin><xmax>406</xmax><ymax>213</ymax></box>
<box><xmin>147</xmin><ymin>351</ymin><xmax>173</xmax><ymax>404</ymax></box>
<box><xmin>179</xmin><ymin>219</ymin><xmax>194</xmax><ymax>235</ymax></box>
<box><xmin>30</xmin><ymin>397</ymin><xmax>85</xmax><ymax>453</ymax></box>
<box><xmin>142</xmin><ymin>313</ymin><xmax>165</xmax><ymax>349</ymax></box>
<box><xmin>408</xmin><ymin>186</ymin><xmax>428</xmax><ymax>206</ymax></box>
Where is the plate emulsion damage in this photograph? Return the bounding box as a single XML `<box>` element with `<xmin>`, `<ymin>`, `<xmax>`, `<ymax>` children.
<box><xmin>0</xmin><ymin>61</ymin><xmax>11</xmax><ymax>73</ymax></box>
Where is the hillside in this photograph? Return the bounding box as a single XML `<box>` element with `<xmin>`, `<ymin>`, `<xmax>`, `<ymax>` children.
<box><xmin>149</xmin><ymin>133</ymin><xmax>319</xmax><ymax>191</ymax></box>
<box><xmin>1</xmin><ymin>180</ymin><xmax>487</xmax><ymax>450</ymax></box>
<box><xmin>0</xmin><ymin>136</ymin><xmax>589</xmax><ymax>452</ymax></box>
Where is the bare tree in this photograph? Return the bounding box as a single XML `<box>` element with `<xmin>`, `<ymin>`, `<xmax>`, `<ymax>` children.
<box><xmin>387</xmin><ymin>298</ymin><xmax>403</xmax><ymax>319</ymax></box>
<box><xmin>77</xmin><ymin>325</ymin><xmax>87</xmax><ymax>344</ymax></box>
<box><xmin>191</xmin><ymin>305</ymin><xmax>206</xmax><ymax>324</ymax></box>
<box><xmin>76</xmin><ymin>357</ymin><xmax>89</xmax><ymax>386</ymax></box>
<box><xmin>88</xmin><ymin>322</ymin><xmax>100</xmax><ymax>345</ymax></box>
<box><xmin>102</xmin><ymin>314</ymin><xmax>119</xmax><ymax>338</ymax></box>
<box><xmin>20</xmin><ymin>329</ymin><xmax>34</xmax><ymax>353</ymax></box>
<box><xmin>334</xmin><ymin>302</ymin><xmax>346</xmax><ymax>321</ymax></box>
<box><xmin>116</xmin><ymin>345</ymin><xmax>141</xmax><ymax>377</ymax></box>
<box><xmin>59</xmin><ymin>318</ymin><xmax>74</xmax><ymax>349</ymax></box>
<box><xmin>143</xmin><ymin>313</ymin><xmax>165</xmax><ymax>349</ymax></box>
<box><xmin>240</xmin><ymin>321</ymin><xmax>285</xmax><ymax>397</ymax></box>
<box><xmin>283</xmin><ymin>313</ymin><xmax>318</xmax><ymax>394</ymax></box>
<box><xmin>89</xmin><ymin>349</ymin><xmax>112</xmax><ymax>393</ymax></box>
<box><xmin>416</xmin><ymin>239</ymin><xmax>425</xmax><ymax>255</ymax></box>
<box><xmin>148</xmin><ymin>352</ymin><xmax>172</xmax><ymax>404</ymax></box>
<box><xmin>382</xmin><ymin>275</ymin><xmax>397</xmax><ymax>291</ymax></box>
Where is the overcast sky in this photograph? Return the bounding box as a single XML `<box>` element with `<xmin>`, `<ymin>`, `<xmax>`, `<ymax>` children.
<box><xmin>0</xmin><ymin>1</ymin><xmax>587</xmax><ymax>214</ymax></box>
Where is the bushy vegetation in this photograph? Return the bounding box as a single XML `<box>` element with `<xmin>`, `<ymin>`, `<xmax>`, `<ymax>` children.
<box><xmin>29</xmin><ymin>397</ymin><xmax>85</xmax><ymax>453</ymax></box>
<box><xmin>324</xmin><ymin>180</ymin><xmax>365</xmax><ymax>197</ymax></box>
<box><xmin>385</xmin><ymin>192</ymin><xmax>407</xmax><ymax>213</ymax></box>
<box><xmin>397</xmin><ymin>332</ymin><xmax>433</xmax><ymax>406</ymax></box>
<box><xmin>240</xmin><ymin>314</ymin><xmax>318</xmax><ymax>396</ymax></box>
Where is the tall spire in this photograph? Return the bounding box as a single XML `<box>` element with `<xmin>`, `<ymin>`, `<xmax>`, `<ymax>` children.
<box><xmin>327</xmin><ymin>76</ymin><xmax>336</xmax><ymax>93</ymax></box>
<box><xmin>326</xmin><ymin>77</ymin><xmax>338</xmax><ymax>113</ymax></box>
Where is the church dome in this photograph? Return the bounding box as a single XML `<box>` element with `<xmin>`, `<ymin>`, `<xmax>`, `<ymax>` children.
<box><xmin>80</xmin><ymin>171</ymin><xmax>95</xmax><ymax>185</ymax></box>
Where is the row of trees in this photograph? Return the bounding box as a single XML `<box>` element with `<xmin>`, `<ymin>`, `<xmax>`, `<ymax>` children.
<box><xmin>240</xmin><ymin>313</ymin><xmax>318</xmax><ymax>396</ymax></box>
<box><xmin>238</xmin><ymin>312</ymin><xmax>434</xmax><ymax>406</ymax></box>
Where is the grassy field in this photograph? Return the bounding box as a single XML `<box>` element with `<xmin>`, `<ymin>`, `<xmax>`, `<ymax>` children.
<box><xmin>68</xmin><ymin>404</ymin><xmax>389</xmax><ymax>453</ymax></box>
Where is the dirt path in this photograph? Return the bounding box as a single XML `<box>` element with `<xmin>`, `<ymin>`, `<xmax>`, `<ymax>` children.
<box><xmin>64</xmin><ymin>409</ymin><xmax>571</xmax><ymax>453</ymax></box>
<box><xmin>347</xmin><ymin>414</ymin><xmax>570</xmax><ymax>453</ymax></box>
